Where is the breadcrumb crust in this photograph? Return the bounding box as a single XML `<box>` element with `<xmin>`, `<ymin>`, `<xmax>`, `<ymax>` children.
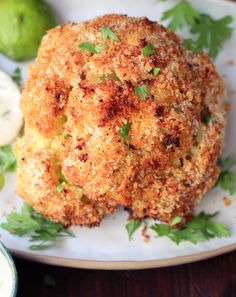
<box><xmin>15</xmin><ymin>14</ymin><xmax>226</xmax><ymax>226</ymax></box>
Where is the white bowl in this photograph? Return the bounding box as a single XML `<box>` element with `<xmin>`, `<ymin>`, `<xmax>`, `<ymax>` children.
<box><xmin>0</xmin><ymin>242</ymin><xmax>17</xmax><ymax>297</ymax></box>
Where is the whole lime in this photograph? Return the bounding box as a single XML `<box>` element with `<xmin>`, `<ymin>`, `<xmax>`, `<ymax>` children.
<box><xmin>0</xmin><ymin>0</ymin><xmax>56</xmax><ymax>61</ymax></box>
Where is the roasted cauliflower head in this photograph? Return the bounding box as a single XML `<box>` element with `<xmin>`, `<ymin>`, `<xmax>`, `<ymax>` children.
<box><xmin>15</xmin><ymin>14</ymin><xmax>226</xmax><ymax>226</ymax></box>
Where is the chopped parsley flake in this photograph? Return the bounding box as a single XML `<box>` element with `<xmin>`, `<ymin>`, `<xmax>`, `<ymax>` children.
<box><xmin>56</xmin><ymin>177</ymin><xmax>68</xmax><ymax>193</ymax></box>
<box><xmin>135</xmin><ymin>85</ymin><xmax>149</xmax><ymax>99</ymax></box>
<box><xmin>120</xmin><ymin>123</ymin><xmax>131</xmax><ymax>140</ymax></box>
<box><xmin>171</xmin><ymin>216</ymin><xmax>183</xmax><ymax>226</ymax></box>
<box><xmin>78</xmin><ymin>42</ymin><xmax>106</xmax><ymax>54</ymax></box>
<box><xmin>141</xmin><ymin>44</ymin><xmax>155</xmax><ymax>56</ymax></box>
<box><xmin>202</xmin><ymin>114</ymin><xmax>212</xmax><ymax>124</ymax></box>
<box><xmin>153</xmin><ymin>67</ymin><xmax>160</xmax><ymax>76</ymax></box>
<box><xmin>100</xmin><ymin>27</ymin><xmax>119</xmax><ymax>41</ymax></box>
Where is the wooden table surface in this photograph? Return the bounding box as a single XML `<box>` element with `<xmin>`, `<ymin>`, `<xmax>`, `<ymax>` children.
<box><xmin>14</xmin><ymin>250</ymin><xmax>236</xmax><ymax>297</ymax></box>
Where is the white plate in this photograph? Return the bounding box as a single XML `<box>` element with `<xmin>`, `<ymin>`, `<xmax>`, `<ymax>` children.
<box><xmin>0</xmin><ymin>0</ymin><xmax>236</xmax><ymax>270</ymax></box>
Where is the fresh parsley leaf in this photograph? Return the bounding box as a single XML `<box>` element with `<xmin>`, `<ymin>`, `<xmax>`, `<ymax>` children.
<box><xmin>94</xmin><ymin>44</ymin><xmax>107</xmax><ymax>53</ymax></box>
<box><xmin>44</xmin><ymin>274</ymin><xmax>56</xmax><ymax>287</ymax></box>
<box><xmin>100</xmin><ymin>27</ymin><xmax>119</xmax><ymax>41</ymax></box>
<box><xmin>11</xmin><ymin>67</ymin><xmax>22</xmax><ymax>87</ymax></box>
<box><xmin>120</xmin><ymin>123</ymin><xmax>131</xmax><ymax>140</ymax></box>
<box><xmin>191</xmin><ymin>14</ymin><xmax>233</xmax><ymax>59</ymax></box>
<box><xmin>78</xmin><ymin>42</ymin><xmax>106</xmax><ymax>54</ymax></box>
<box><xmin>217</xmin><ymin>155</ymin><xmax>236</xmax><ymax>195</ymax></box>
<box><xmin>56</xmin><ymin>177</ymin><xmax>68</xmax><ymax>193</ymax></box>
<box><xmin>161</xmin><ymin>0</ymin><xmax>200</xmax><ymax>31</ymax></box>
<box><xmin>141</xmin><ymin>44</ymin><xmax>155</xmax><ymax>56</ymax></box>
<box><xmin>135</xmin><ymin>85</ymin><xmax>149</xmax><ymax>99</ymax></box>
<box><xmin>216</xmin><ymin>171</ymin><xmax>236</xmax><ymax>195</ymax></box>
<box><xmin>151</xmin><ymin>212</ymin><xmax>229</xmax><ymax>244</ymax></box>
<box><xmin>0</xmin><ymin>145</ymin><xmax>17</xmax><ymax>172</ymax></box>
<box><xmin>202</xmin><ymin>114</ymin><xmax>212</xmax><ymax>124</ymax></box>
<box><xmin>160</xmin><ymin>1</ymin><xmax>233</xmax><ymax>58</ymax></box>
<box><xmin>153</xmin><ymin>67</ymin><xmax>160</xmax><ymax>76</ymax></box>
<box><xmin>125</xmin><ymin>219</ymin><xmax>143</xmax><ymax>240</ymax></box>
<box><xmin>1</xmin><ymin>203</ymin><xmax>74</xmax><ymax>250</ymax></box>
<box><xmin>0</xmin><ymin>145</ymin><xmax>17</xmax><ymax>192</ymax></box>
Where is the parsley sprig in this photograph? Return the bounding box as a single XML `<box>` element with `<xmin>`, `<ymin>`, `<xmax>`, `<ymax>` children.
<box><xmin>216</xmin><ymin>155</ymin><xmax>236</xmax><ymax>195</ymax></box>
<box><xmin>160</xmin><ymin>0</ymin><xmax>233</xmax><ymax>58</ymax></box>
<box><xmin>190</xmin><ymin>14</ymin><xmax>233</xmax><ymax>59</ymax></box>
<box><xmin>1</xmin><ymin>203</ymin><xmax>74</xmax><ymax>250</ymax></box>
<box><xmin>0</xmin><ymin>145</ymin><xmax>17</xmax><ymax>191</ymax></box>
<box><xmin>153</xmin><ymin>67</ymin><xmax>160</xmax><ymax>76</ymax></box>
<box><xmin>151</xmin><ymin>212</ymin><xmax>229</xmax><ymax>244</ymax></box>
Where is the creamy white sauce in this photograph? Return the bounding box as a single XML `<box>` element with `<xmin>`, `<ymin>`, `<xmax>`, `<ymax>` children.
<box><xmin>0</xmin><ymin>250</ymin><xmax>14</xmax><ymax>297</ymax></box>
<box><xmin>0</xmin><ymin>70</ymin><xmax>23</xmax><ymax>146</ymax></box>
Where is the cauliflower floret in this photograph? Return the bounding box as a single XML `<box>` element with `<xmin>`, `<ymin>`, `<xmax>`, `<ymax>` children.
<box><xmin>15</xmin><ymin>14</ymin><xmax>226</xmax><ymax>226</ymax></box>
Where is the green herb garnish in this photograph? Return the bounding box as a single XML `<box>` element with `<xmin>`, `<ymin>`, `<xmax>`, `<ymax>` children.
<box><xmin>78</xmin><ymin>42</ymin><xmax>106</xmax><ymax>54</ymax></box>
<box><xmin>217</xmin><ymin>155</ymin><xmax>236</xmax><ymax>195</ymax></box>
<box><xmin>56</xmin><ymin>177</ymin><xmax>68</xmax><ymax>193</ymax></box>
<box><xmin>125</xmin><ymin>219</ymin><xmax>144</xmax><ymax>240</ymax></box>
<box><xmin>171</xmin><ymin>216</ymin><xmax>183</xmax><ymax>226</ymax></box>
<box><xmin>0</xmin><ymin>145</ymin><xmax>17</xmax><ymax>191</ymax></box>
<box><xmin>11</xmin><ymin>67</ymin><xmax>22</xmax><ymax>87</ymax></box>
<box><xmin>100</xmin><ymin>27</ymin><xmax>119</xmax><ymax>41</ymax></box>
<box><xmin>141</xmin><ymin>44</ymin><xmax>155</xmax><ymax>56</ymax></box>
<box><xmin>151</xmin><ymin>212</ymin><xmax>229</xmax><ymax>244</ymax></box>
<box><xmin>202</xmin><ymin>114</ymin><xmax>212</xmax><ymax>124</ymax></box>
<box><xmin>160</xmin><ymin>0</ymin><xmax>233</xmax><ymax>58</ymax></box>
<box><xmin>190</xmin><ymin>14</ymin><xmax>233</xmax><ymax>59</ymax></box>
<box><xmin>1</xmin><ymin>203</ymin><xmax>74</xmax><ymax>250</ymax></box>
<box><xmin>134</xmin><ymin>85</ymin><xmax>149</xmax><ymax>99</ymax></box>
<box><xmin>120</xmin><ymin>123</ymin><xmax>131</xmax><ymax>140</ymax></box>
<box><xmin>153</xmin><ymin>67</ymin><xmax>160</xmax><ymax>76</ymax></box>
<box><xmin>161</xmin><ymin>0</ymin><xmax>200</xmax><ymax>32</ymax></box>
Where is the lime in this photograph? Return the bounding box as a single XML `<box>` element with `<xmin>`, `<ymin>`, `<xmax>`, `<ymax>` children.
<box><xmin>0</xmin><ymin>0</ymin><xmax>56</xmax><ymax>61</ymax></box>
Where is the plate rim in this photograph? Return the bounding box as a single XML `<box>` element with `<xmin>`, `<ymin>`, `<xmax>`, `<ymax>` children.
<box><xmin>4</xmin><ymin>0</ymin><xmax>236</xmax><ymax>270</ymax></box>
<box><xmin>10</xmin><ymin>243</ymin><xmax>236</xmax><ymax>270</ymax></box>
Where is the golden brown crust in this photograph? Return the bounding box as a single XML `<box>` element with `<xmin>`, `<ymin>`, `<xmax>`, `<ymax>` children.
<box><xmin>16</xmin><ymin>14</ymin><xmax>226</xmax><ymax>226</ymax></box>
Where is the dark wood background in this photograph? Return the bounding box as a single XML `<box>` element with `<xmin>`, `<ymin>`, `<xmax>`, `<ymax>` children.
<box><xmin>15</xmin><ymin>251</ymin><xmax>236</xmax><ymax>297</ymax></box>
<box><xmin>11</xmin><ymin>0</ymin><xmax>236</xmax><ymax>296</ymax></box>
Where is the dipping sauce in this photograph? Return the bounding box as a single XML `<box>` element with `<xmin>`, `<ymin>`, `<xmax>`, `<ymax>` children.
<box><xmin>0</xmin><ymin>243</ymin><xmax>17</xmax><ymax>297</ymax></box>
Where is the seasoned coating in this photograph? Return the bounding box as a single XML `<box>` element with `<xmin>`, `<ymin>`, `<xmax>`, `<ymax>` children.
<box><xmin>15</xmin><ymin>14</ymin><xmax>226</xmax><ymax>226</ymax></box>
